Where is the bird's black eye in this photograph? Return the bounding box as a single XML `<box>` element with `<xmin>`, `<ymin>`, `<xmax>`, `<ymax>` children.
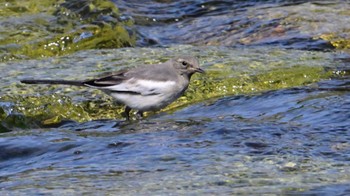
<box><xmin>182</xmin><ymin>61</ymin><xmax>188</xmax><ymax>66</ymax></box>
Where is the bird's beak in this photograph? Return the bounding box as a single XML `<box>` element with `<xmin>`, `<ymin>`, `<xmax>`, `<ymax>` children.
<box><xmin>195</xmin><ymin>68</ymin><xmax>205</xmax><ymax>74</ymax></box>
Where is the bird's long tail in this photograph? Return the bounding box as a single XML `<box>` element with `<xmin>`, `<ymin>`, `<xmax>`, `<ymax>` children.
<box><xmin>21</xmin><ymin>79</ymin><xmax>85</xmax><ymax>86</ymax></box>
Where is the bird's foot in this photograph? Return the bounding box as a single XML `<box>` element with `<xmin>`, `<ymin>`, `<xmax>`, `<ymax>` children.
<box><xmin>123</xmin><ymin>106</ymin><xmax>131</xmax><ymax>121</ymax></box>
<box><xmin>136</xmin><ymin>111</ymin><xmax>143</xmax><ymax>120</ymax></box>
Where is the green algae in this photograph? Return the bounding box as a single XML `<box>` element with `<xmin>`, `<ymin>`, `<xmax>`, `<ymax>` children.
<box><xmin>18</xmin><ymin>24</ymin><xmax>134</xmax><ymax>58</ymax></box>
<box><xmin>3</xmin><ymin>94</ymin><xmax>91</xmax><ymax>125</ymax></box>
<box><xmin>319</xmin><ymin>33</ymin><xmax>350</xmax><ymax>50</ymax></box>
<box><xmin>166</xmin><ymin>65</ymin><xmax>332</xmax><ymax>112</ymax></box>
<box><xmin>0</xmin><ymin>0</ymin><xmax>135</xmax><ymax>61</ymax></box>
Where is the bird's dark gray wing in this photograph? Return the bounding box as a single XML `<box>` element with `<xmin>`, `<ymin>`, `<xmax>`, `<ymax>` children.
<box><xmin>84</xmin><ymin>69</ymin><xmax>177</xmax><ymax>96</ymax></box>
<box><xmin>83</xmin><ymin>61</ymin><xmax>180</xmax><ymax>95</ymax></box>
<box><xmin>83</xmin><ymin>70</ymin><xmax>129</xmax><ymax>87</ymax></box>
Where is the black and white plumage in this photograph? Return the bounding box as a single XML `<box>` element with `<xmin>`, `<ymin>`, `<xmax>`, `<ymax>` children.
<box><xmin>21</xmin><ymin>56</ymin><xmax>204</xmax><ymax>120</ymax></box>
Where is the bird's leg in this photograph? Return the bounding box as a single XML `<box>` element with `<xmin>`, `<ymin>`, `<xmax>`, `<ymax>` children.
<box><xmin>123</xmin><ymin>106</ymin><xmax>131</xmax><ymax>121</ymax></box>
<box><xmin>136</xmin><ymin>111</ymin><xmax>143</xmax><ymax>120</ymax></box>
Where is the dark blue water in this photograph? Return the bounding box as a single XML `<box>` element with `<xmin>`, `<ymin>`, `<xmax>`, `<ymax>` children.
<box><xmin>1</xmin><ymin>76</ymin><xmax>350</xmax><ymax>194</ymax></box>
<box><xmin>116</xmin><ymin>0</ymin><xmax>341</xmax><ymax>50</ymax></box>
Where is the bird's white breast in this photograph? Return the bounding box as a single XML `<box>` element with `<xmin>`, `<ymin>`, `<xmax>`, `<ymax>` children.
<box><xmin>99</xmin><ymin>78</ymin><xmax>186</xmax><ymax>111</ymax></box>
<box><xmin>108</xmin><ymin>79</ymin><xmax>177</xmax><ymax>94</ymax></box>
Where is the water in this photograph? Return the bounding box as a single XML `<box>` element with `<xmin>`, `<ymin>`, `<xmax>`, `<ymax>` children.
<box><xmin>1</xmin><ymin>76</ymin><xmax>350</xmax><ymax>194</ymax></box>
<box><xmin>117</xmin><ymin>0</ymin><xmax>349</xmax><ymax>49</ymax></box>
<box><xmin>1</xmin><ymin>0</ymin><xmax>350</xmax><ymax>195</ymax></box>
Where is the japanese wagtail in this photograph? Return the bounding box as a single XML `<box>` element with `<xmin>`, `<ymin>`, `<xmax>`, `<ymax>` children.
<box><xmin>21</xmin><ymin>56</ymin><xmax>205</xmax><ymax>120</ymax></box>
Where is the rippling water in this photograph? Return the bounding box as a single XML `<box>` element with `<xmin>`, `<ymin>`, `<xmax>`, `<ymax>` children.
<box><xmin>117</xmin><ymin>0</ymin><xmax>348</xmax><ymax>50</ymax></box>
<box><xmin>1</xmin><ymin>0</ymin><xmax>350</xmax><ymax>195</ymax></box>
<box><xmin>2</xmin><ymin>75</ymin><xmax>350</xmax><ymax>194</ymax></box>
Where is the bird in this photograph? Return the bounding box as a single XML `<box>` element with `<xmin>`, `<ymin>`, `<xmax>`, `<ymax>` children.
<box><xmin>21</xmin><ymin>56</ymin><xmax>205</xmax><ymax>120</ymax></box>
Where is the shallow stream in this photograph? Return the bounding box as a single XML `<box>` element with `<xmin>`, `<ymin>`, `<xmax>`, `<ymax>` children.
<box><xmin>1</xmin><ymin>0</ymin><xmax>350</xmax><ymax>195</ymax></box>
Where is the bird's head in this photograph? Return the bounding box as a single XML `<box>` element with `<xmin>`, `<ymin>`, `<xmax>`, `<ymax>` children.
<box><xmin>172</xmin><ymin>56</ymin><xmax>205</xmax><ymax>78</ymax></box>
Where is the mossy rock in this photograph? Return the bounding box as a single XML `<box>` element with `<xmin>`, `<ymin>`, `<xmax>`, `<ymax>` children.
<box><xmin>0</xmin><ymin>0</ymin><xmax>135</xmax><ymax>61</ymax></box>
<box><xmin>319</xmin><ymin>33</ymin><xmax>350</xmax><ymax>49</ymax></box>
<box><xmin>1</xmin><ymin>64</ymin><xmax>333</xmax><ymax>128</ymax></box>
